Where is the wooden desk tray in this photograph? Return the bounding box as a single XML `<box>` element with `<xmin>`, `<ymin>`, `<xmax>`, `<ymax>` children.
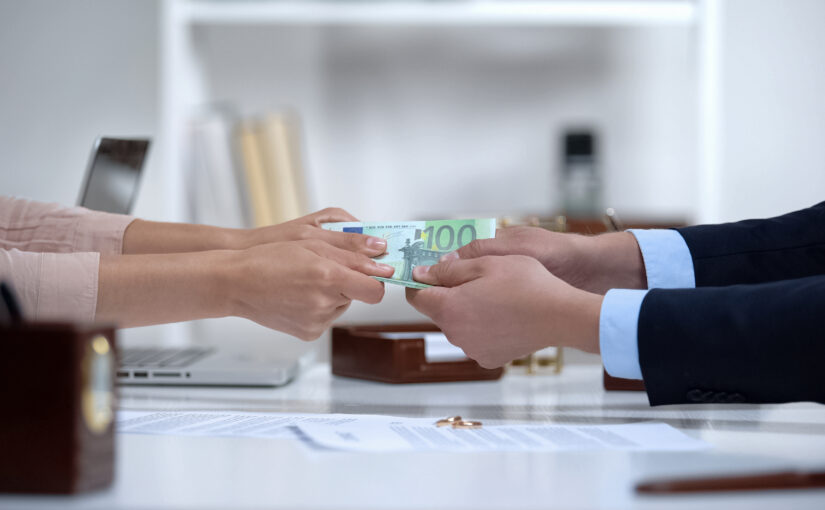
<box><xmin>331</xmin><ymin>323</ymin><xmax>504</xmax><ymax>384</ymax></box>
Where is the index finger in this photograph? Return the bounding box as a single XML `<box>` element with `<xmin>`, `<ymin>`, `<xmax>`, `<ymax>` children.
<box><xmin>450</xmin><ymin>227</ymin><xmax>535</xmax><ymax>260</ymax></box>
<box><xmin>314</xmin><ymin>228</ymin><xmax>388</xmax><ymax>257</ymax></box>
<box><xmin>303</xmin><ymin>240</ymin><xmax>395</xmax><ymax>278</ymax></box>
<box><xmin>334</xmin><ymin>266</ymin><xmax>386</xmax><ymax>305</ymax></box>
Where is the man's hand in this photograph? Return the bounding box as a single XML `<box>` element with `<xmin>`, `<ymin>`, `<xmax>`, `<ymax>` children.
<box><xmin>228</xmin><ymin>240</ymin><xmax>395</xmax><ymax>340</ymax></box>
<box><xmin>405</xmin><ymin>255</ymin><xmax>603</xmax><ymax>369</ymax></box>
<box><xmin>444</xmin><ymin>227</ymin><xmax>646</xmax><ymax>294</ymax></box>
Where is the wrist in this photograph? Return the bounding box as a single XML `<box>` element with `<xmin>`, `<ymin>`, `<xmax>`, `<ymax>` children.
<box><xmin>537</xmin><ymin>284</ymin><xmax>603</xmax><ymax>354</ymax></box>
<box><xmin>221</xmin><ymin>228</ymin><xmax>256</xmax><ymax>250</ymax></box>
<box><xmin>587</xmin><ymin>232</ymin><xmax>646</xmax><ymax>292</ymax></box>
<box><xmin>565</xmin><ymin>289</ymin><xmax>603</xmax><ymax>354</ymax></box>
<box><xmin>533</xmin><ymin>286</ymin><xmax>604</xmax><ymax>353</ymax></box>
<box><xmin>202</xmin><ymin>249</ymin><xmax>245</xmax><ymax>319</ymax></box>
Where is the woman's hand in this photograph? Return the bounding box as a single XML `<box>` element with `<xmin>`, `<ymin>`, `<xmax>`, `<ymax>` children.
<box><xmin>227</xmin><ymin>240</ymin><xmax>395</xmax><ymax>340</ymax></box>
<box><xmin>446</xmin><ymin>227</ymin><xmax>646</xmax><ymax>294</ymax></box>
<box><xmin>98</xmin><ymin>238</ymin><xmax>395</xmax><ymax>338</ymax></box>
<box><xmin>405</xmin><ymin>255</ymin><xmax>603</xmax><ymax>368</ymax></box>
<box><xmin>238</xmin><ymin>208</ymin><xmax>387</xmax><ymax>257</ymax></box>
<box><xmin>123</xmin><ymin>207</ymin><xmax>387</xmax><ymax>258</ymax></box>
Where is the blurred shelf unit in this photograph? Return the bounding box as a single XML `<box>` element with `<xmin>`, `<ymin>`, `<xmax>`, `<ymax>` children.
<box><xmin>177</xmin><ymin>0</ymin><xmax>697</xmax><ymax>27</ymax></box>
<box><xmin>161</xmin><ymin>0</ymin><xmax>722</xmax><ymax>224</ymax></box>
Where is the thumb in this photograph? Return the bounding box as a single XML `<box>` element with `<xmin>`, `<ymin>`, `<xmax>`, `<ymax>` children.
<box><xmin>412</xmin><ymin>258</ymin><xmax>486</xmax><ymax>288</ymax></box>
<box><xmin>406</xmin><ymin>286</ymin><xmax>451</xmax><ymax>321</ymax></box>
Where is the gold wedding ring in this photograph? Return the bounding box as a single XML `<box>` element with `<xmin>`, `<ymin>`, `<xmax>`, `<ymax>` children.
<box><xmin>435</xmin><ymin>416</ymin><xmax>462</xmax><ymax>427</ymax></box>
<box><xmin>453</xmin><ymin>420</ymin><xmax>483</xmax><ymax>430</ymax></box>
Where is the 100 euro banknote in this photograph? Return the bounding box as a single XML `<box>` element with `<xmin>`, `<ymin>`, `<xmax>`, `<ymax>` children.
<box><xmin>322</xmin><ymin>219</ymin><xmax>496</xmax><ymax>289</ymax></box>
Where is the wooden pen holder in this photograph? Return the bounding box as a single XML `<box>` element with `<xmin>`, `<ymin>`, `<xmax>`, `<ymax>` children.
<box><xmin>0</xmin><ymin>322</ymin><xmax>117</xmax><ymax>494</ymax></box>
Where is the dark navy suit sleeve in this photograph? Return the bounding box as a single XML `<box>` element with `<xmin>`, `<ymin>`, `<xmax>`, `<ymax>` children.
<box><xmin>676</xmin><ymin>201</ymin><xmax>825</xmax><ymax>286</ymax></box>
<box><xmin>637</xmin><ymin>275</ymin><xmax>825</xmax><ymax>405</ymax></box>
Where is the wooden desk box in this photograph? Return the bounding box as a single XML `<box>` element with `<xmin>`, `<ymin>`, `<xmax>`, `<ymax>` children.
<box><xmin>332</xmin><ymin>323</ymin><xmax>503</xmax><ymax>384</ymax></box>
<box><xmin>0</xmin><ymin>322</ymin><xmax>117</xmax><ymax>494</ymax></box>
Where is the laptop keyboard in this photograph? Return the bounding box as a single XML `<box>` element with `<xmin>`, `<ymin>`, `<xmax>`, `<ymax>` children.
<box><xmin>120</xmin><ymin>347</ymin><xmax>213</xmax><ymax>368</ymax></box>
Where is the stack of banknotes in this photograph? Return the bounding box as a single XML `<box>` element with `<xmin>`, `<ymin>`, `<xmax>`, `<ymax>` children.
<box><xmin>322</xmin><ymin>219</ymin><xmax>496</xmax><ymax>289</ymax></box>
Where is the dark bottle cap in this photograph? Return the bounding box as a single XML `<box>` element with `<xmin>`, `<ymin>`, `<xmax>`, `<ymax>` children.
<box><xmin>564</xmin><ymin>131</ymin><xmax>596</xmax><ymax>158</ymax></box>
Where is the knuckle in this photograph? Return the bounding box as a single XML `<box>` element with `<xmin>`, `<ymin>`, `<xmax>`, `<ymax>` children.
<box><xmin>473</xmin><ymin>256</ymin><xmax>495</xmax><ymax>274</ymax></box>
<box><xmin>460</xmin><ymin>239</ymin><xmax>483</xmax><ymax>256</ymax></box>
<box><xmin>511</xmin><ymin>254</ymin><xmax>538</xmax><ymax>267</ymax></box>
<box><xmin>312</xmin><ymin>292</ymin><xmax>335</xmax><ymax>310</ymax></box>
<box><xmin>296</xmin><ymin>225</ymin><xmax>315</xmax><ymax>240</ymax></box>
<box><xmin>303</xmin><ymin>238</ymin><xmax>328</xmax><ymax>253</ymax></box>
<box><xmin>322</xmin><ymin>207</ymin><xmax>349</xmax><ymax>220</ymax></box>
<box><xmin>431</xmin><ymin>260</ymin><xmax>450</xmax><ymax>277</ymax></box>
<box><xmin>509</xmin><ymin>226</ymin><xmax>532</xmax><ymax>239</ymax></box>
<box><xmin>312</xmin><ymin>263</ymin><xmax>337</xmax><ymax>282</ymax></box>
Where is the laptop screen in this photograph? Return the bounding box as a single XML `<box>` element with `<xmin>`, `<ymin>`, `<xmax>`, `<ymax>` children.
<box><xmin>78</xmin><ymin>137</ymin><xmax>150</xmax><ymax>214</ymax></box>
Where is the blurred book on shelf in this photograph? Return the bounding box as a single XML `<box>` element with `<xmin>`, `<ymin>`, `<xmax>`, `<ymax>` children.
<box><xmin>188</xmin><ymin>106</ymin><xmax>308</xmax><ymax>228</ymax></box>
<box><xmin>188</xmin><ymin>108</ymin><xmax>251</xmax><ymax>229</ymax></box>
<box><xmin>237</xmin><ymin>120</ymin><xmax>273</xmax><ymax>228</ymax></box>
<box><xmin>251</xmin><ymin>113</ymin><xmax>308</xmax><ymax>226</ymax></box>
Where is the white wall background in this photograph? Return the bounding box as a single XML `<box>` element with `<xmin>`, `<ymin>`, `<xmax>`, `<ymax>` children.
<box><xmin>719</xmin><ymin>0</ymin><xmax>825</xmax><ymax>222</ymax></box>
<box><xmin>1</xmin><ymin>0</ymin><xmax>823</xmax><ymax>361</ymax></box>
<box><xmin>0</xmin><ymin>0</ymin><xmax>163</xmax><ymax>220</ymax></box>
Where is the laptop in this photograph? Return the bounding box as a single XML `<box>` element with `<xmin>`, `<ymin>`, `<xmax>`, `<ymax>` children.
<box><xmin>78</xmin><ymin>137</ymin><xmax>149</xmax><ymax>215</ymax></box>
<box><xmin>79</xmin><ymin>137</ymin><xmax>298</xmax><ymax>387</ymax></box>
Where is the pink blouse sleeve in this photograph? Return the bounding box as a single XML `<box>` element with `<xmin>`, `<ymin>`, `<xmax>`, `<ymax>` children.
<box><xmin>0</xmin><ymin>249</ymin><xmax>99</xmax><ymax>321</ymax></box>
<box><xmin>0</xmin><ymin>196</ymin><xmax>135</xmax><ymax>321</ymax></box>
<box><xmin>0</xmin><ymin>195</ymin><xmax>134</xmax><ymax>255</ymax></box>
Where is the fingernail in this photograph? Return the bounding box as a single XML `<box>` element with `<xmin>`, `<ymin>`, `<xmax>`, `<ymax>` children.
<box><xmin>367</xmin><ymin>237</ymin><xmax>387</xmax><ymax>250</ymax></box>
<box><xmin>376</xmin><ymin>263</ymin><xmax>395</xmax><ymax>273</ymax></box>
<box><xmin>440</xmin><ymin>251</ymin><xmax>459</xmax><ymax>262</ymax></box>
<box><xmin>413</xmin><ymin>265</ymin><xmax>430</xmax><ymax>277</ymax></box>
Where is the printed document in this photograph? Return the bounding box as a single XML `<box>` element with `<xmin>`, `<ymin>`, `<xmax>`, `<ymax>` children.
<box><xmin>118</xmin><ymin>410</ymin><xmax>708</xmax><ymax>452</ymax></box>
<box><xmin>117</xmin><ymin>410</ymin><xmax>363</xmax><ymax>438</ymax></box>
<box><xmin>295</xmin><ymin>418</ymin><xmax>707</xmax><ymax>452</ymax></box>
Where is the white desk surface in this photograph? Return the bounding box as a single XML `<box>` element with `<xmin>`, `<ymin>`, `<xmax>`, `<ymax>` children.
<box><xmin>3</xmin><ymin>364</ymin><xmax>825</xmax><ymax>510</ymax></box>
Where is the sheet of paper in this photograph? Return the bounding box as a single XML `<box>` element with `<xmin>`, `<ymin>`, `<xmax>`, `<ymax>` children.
<box><xmin>295</xmin><ymin>418</ymin><xmax>709</xmax><ymax>452</ymax></box>
<box><xmin>117</xmin><ymin>410</ymin><xmax>382</xmax><ymax>439</ymax></box>
<box><xmin>378</xmin><ymin>331</ymin><xmax>468</xmax><ymax>362</ymax></box>
<box><xmin>118</xmin><ymin>410</ymin><xmax>708</xmax><ymax>453</ymax></box>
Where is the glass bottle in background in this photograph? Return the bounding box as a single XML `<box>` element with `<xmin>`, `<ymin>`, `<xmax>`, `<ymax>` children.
<box><xmin>560</xmin><ymin>130</ymin><xmax>601</xmax><ymax>218</ymax></box>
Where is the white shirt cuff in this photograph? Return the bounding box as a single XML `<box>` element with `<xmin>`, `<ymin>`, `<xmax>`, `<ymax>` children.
<box><xmin>628</xmin><ymin>229</ymin><xmax>695</xmax><ymax>289</ymax></box>
<box><xmin>599</xmin><ymin>288</ymin><xmax>648</xmax><ymax>380</ymax></box>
